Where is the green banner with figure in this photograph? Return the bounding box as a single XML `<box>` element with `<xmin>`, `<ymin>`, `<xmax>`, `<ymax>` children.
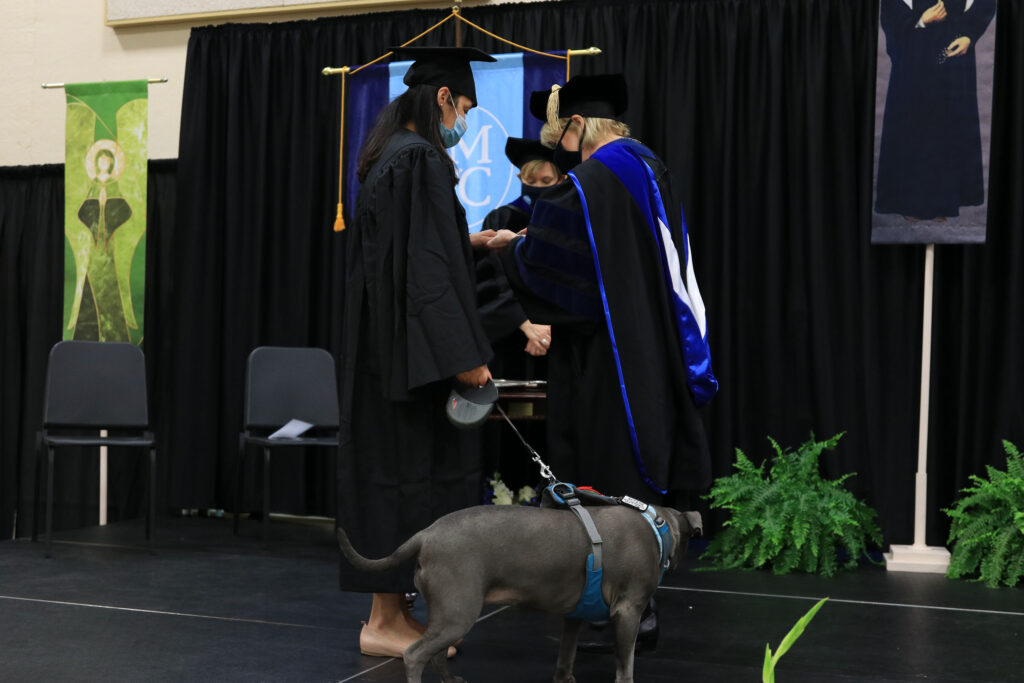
<box><xmin>63</xmin><ymin>80</ymin><xmax>148</xmax><ymax>345</ymax></box>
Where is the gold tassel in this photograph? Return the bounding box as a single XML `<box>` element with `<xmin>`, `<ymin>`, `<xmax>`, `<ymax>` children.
<box><xmin>334</xmin><ymin>202</ymin><xmax>346</xmax><ymax>232</ymax></box>
<box><xmin>334</xmin><ymin>69</ymin><xmax>349</xmax><ymax>232</ymax></box>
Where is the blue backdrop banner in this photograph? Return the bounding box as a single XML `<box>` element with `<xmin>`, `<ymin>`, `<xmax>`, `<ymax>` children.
<box><xmin>344</xmin><ymin>51</ymin><xmax>564</xmax><ymax>232</ymax></box>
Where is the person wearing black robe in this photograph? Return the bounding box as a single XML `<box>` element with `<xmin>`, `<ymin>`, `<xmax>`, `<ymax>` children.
<box><xmin>337</xmin><ymin>46</ymin><xmax>495</xmax><ymax>659</ymax></box>
<box><xmin>472</xmin><ymin>138</ymin><xmax>562</xmax><ymax>490</ymax></box>
<box><xmin>489</xmin><ymin>74</ymin><xmax>718</xmax><ymax>652</ymax></box>
<box><xmin>875</xmin><ymin>0</ymin><xmax>997</xmax><ymax>220</ymax></box>
<box><xmin>475</xmin><ymin>138</ymin><xmax>564</xmax><ymax>376</ymax></box>
<box><xmin>491</xmin><ymin>74</ymin><xmax>716</xmax><ymax>501</ymax></box>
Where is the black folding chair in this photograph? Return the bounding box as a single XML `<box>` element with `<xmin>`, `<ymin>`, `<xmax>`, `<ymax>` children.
<box><xmin>32</xmin><ymin>340</ymin><xmax>156</xmax><ymax>557</ymax></box>
<box><xmin>234</xmin><ymin>346</ymin><xmax>340</xmax><ymax>541</ymax></box>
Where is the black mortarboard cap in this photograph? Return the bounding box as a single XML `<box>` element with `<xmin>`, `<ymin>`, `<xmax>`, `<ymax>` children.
<box><xmin>554</xmin><ymin>73</ymin><xmax>629</xmax><ymax>120</ymax></box>
<box><xmin>504</xmin><ymin>137</ymin><xmax>553</xmax><ymax>168</ymax></box>
<box><xmin>529</xmin><ymin>88</ymin><xmax>552</xmax><ymax>122</ymax></box>
<box><xmin>390</xmin><ymin>46</ymin><xmax>497</xmax><ymax>106</ymax></box>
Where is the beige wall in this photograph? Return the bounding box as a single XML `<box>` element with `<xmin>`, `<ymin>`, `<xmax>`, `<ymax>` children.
<box><xmin>1</xmin><ymin>0</ymin><xmax>545</xmax><ymax>167</ymax></box>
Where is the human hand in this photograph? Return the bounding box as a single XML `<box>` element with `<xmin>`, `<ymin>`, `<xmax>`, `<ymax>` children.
<box><xmin>455</xmin><ymin>364</ymin><xmax>492</xmax><ymax>388</ymax></box>
<box><xmin>469</xmin><ymin>229</ymin><xmax>497</xmax><ymax>249</ymax></box>
<box><xmin>520</xmin><ymin>321</ymin><xmax>551</xmax><ymax>357</ymax></box>
<box><xmin>921</xmin><ymin>1</ymin><xmax>946</xmax><ymax>25</ymax></box>
<box><xmin>486</xmin><ymin>229</ymin><xmax>520</xmax><ymax>250</ymax></box>
<box><xmin>945</xmin><ymin>36</ymin><xmax>971</xmax><ymax>57</ymax></box>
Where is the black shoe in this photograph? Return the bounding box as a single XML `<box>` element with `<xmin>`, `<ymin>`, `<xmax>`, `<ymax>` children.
<box><xmin>635</xmin><ymin>599</ymin><xmax>659</xmax><ymax>653</ymax></box>
<box><xmin>576</xmin><ymin>599</ymin><xmax>659</xmax><ymax>654</ymax></box>
<box><xmin>576</xmin><ymin>620</ymin><xmax>615</xmax><ymax>653</ymax></box>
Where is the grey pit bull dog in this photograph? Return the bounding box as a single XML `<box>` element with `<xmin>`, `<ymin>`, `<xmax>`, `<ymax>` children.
<box><xmin>337</xmin><ymin>502</ymin><xmax>702</xmax><ymax>683</ymax></box>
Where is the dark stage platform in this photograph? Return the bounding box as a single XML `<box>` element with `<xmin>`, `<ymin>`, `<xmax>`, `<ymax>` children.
<box><xmin>1</xmin><ymin>516</ymin><xmax>1021</xmax><ymax>682</ymax></box>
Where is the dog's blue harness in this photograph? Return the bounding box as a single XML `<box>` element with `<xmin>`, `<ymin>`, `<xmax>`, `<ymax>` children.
<box><xmin>543</xmin><ymin>482</ymin><xmax>673</xmax><ymax>622</ymax></box>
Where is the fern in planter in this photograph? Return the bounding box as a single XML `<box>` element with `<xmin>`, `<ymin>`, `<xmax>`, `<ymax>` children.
<box><xmin>701</xmin><ymin>433</ymin><xmax>882</xmax><ymax>577</ymax></box>
<box><xmin>944</xmin><ymin>440</ymin><xmax>1024</xmax><ymax>588</ymax></box>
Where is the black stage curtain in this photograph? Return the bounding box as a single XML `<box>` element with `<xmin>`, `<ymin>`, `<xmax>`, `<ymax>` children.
<box><xmin>0</xmin><ymin>161</ymin><xmax>176</xmax><ymax>536</ymax></box>
<box><xmin>4</xmin><ymin>0</ymin><xmax>1022</xmax><ymax>545</ymax></box>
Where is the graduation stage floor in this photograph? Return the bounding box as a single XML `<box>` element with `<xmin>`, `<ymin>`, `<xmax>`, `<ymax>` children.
<box><xmin>1</xmin><ymin>515</ymin><xmax>1022</xmax><ymax>682</ymax></box>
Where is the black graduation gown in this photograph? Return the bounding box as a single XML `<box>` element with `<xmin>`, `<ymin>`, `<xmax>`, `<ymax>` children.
<box><xmin>338</xmin><ymin>129</ymin><xmax>493</xmax><ymax>593</ymax></box>
<box><xmin>498</xmin><ymin>141</ymin><xmax>712</xmax><ymax>501</ymax></box>
<box><xmin>876</xmin><ymin>0</ymin><xmax>996</xmax><ymax>219</ymax></box>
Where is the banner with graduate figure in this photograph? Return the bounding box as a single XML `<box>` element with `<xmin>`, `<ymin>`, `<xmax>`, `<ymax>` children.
<box><xmin>343</xmin><ymin>52</ymin><xmax>564</xmax><ymax>232</ymax></box>
<box><xmin>871</xmin><ymin>0</ymin><xmax>997</xmax><ymax>244</ymax></box>
<box><xmin>63</xmin><ymin>80</ymin><xmax>148</xmax><ymax>344</ymax></box>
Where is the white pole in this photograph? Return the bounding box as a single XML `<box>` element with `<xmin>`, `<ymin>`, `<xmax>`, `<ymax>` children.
<box><xmin>99</xmin><ymin>429</ymin><xmax>108</xmax><ymax>526</ymax></box>
<box><xmin>885</xmin><ymin>244</ymin><xmax>950</xmax><ymax>572</ymax></box>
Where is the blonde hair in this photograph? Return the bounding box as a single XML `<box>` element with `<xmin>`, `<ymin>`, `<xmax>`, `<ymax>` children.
<box><xmin>519</xmin><ymin>159</ymin><xmax>559</xmax><ymax>182</ymax></box>
<box><xmin>540</xmin><ymin>84</ymin><xmax>631</xmax><ymax>150</ymax></box>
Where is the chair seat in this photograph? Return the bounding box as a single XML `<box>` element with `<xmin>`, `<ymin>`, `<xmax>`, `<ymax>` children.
<box><xmin>43</xmin><ymin>433</ymin><xmax>155</xmax><ymax>447</ymax></box>
<box><xmin>242</xmin><ymin>434</ymin><xmax>339</xmax><ymax>448</ymax></box>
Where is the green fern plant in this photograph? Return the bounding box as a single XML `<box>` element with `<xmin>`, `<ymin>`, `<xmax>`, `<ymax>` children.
<box><xmin>944</xmin><ymin>440</ymin><xmax>1024</xmax><ymax>588</ymax></box>
<box><xmin>701</xmin><ymin>433</ymin><xmax>882</xmax><ymax>576</ymax></box>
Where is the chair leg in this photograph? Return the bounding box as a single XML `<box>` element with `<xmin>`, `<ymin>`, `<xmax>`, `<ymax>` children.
<box><xmin>32</xmin><ymin>434</ymin><xmax>42</xmax><ymax>543</ymax></box>
<box><xmin>147</xmin><ymin>447</ymin><xmax>156</xmax><ymax>546</ymax></box>
<box><xmin>262</xmin><ymin>447</ymin><xmax>271</xmax><ymax>544</ymax></box>
<box><xmin>45</xmin><ymin>447</ymin><xmax>55</xmax><ymax>558</ymax></box>
<box><xmin>234</xmin><ymin>436</ymin><xmax>245</xmax><ymax>536</ymax></box>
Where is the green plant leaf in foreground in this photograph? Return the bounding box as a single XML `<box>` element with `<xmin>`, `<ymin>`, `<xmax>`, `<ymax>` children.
<box><xmin>762</xmin><ymin>597</ymin><xmax>828</xmax><ymax>683</ymax></box>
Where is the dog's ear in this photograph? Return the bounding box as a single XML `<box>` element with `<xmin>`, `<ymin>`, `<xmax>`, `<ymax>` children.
<box><xmin>661</xmin><ymin>508</ymin><xmax>688</xmax><ymax>569</ymax></box>
<box><xmin>662</xmin><ymin>508</ymin><xmax>704</xmax><ymax>570</ymax></box>
<box><xmin>682</xmin><ymin>511</ymin><xmax>703</xmax><ymax>538</ymax></box>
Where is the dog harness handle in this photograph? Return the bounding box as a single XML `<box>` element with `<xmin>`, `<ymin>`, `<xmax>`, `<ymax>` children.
<box><xmin>549</xmin><ymin>483</ymin><xmax>604</xmax><ymax>570</ymax></box>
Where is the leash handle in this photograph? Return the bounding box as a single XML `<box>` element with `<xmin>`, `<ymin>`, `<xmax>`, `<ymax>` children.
<box><xmin>495</xmin><ymin>403</ymin><xmax>557</xmax><ymax>483</ymax></box>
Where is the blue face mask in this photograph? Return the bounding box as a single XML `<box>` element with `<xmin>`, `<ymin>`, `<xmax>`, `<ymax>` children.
<box><xmin>440</xmin><ymin>94</ymin><xmax>468</xmax><ymax>148</ymax></box>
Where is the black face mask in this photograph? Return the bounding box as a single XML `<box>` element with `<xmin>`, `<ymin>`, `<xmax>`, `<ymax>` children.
<box><xmin>551</xmin><ymin>121</ymin><xmax>583</xmax><ymax>172</ymax></box>
<box><xmin>520</xmin><ymin>183</ymin><xmax>546</xmax><ymax>203</ymax></box>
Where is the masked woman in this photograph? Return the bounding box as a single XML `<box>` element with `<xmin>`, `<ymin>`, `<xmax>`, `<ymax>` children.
<box><xmin>488</xmin><ymin>73</ymin><xmax>718</xmax><ymax>650</ymax></box>
<box><xmin>337</xmin><ymin>46</ymin><xmax>495</xmax><ymax>658</ymax></box>
<box><xmin>474</xmin><ymin>138</ymin><xmax>564</xmax><ymax>372</ymax></box>
<box><xmin>490</xmin><ymin>73</ymin><xmax>716</xmax><ymax>504</ymax></box>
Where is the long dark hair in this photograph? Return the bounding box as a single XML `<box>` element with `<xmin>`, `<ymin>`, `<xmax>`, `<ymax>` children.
<box><xmin>357</xmin><ymin>84</ymin><xmax>463</xmax><ymax>182</ymax></box>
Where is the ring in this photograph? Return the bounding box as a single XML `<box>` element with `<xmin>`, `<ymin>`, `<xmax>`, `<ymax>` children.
<box><xmin>541</xmin><ymin>338</ymin><xmax>549</xmax><ymax>344</ymax></box>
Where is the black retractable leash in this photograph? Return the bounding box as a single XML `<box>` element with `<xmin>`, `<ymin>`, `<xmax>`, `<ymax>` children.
<box><xmin>494</xmin><ymin>403</ymin><xmax>557</xmax><ymax>484</ymax></box>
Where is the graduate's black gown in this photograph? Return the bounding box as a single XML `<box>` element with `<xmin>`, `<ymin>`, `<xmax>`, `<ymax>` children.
<box><xmin>499</xmin><ymin>140</ymin><xmax>711</xmax><ymax>502</ymax></box>
<box><xmin>876</xmin><ymin>0</ymin><xmax>996</xmax><ymax>219</ymax></box>
<box><xmin>338</xmin><ymin>129</ymin><xmax>492</xmax><ymax>593</ymax></box>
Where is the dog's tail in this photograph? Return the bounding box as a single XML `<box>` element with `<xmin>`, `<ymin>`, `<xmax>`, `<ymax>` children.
<box><xmin>336</xmin><ymin>526</ymin><xmax>423</xmax><ymax>572</ymax></box>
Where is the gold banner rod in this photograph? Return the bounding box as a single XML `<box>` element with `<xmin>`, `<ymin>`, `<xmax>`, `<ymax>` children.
<box><xmin>42</xmin><ymin>77</ymin><xmax>168</xmax><ymax>89</ymax></box>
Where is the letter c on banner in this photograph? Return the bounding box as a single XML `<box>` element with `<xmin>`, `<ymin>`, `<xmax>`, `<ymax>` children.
<box><xmin>457</xmin><ymin>166</ymin><xmax>493</xmax><ymax>207</ymax></box>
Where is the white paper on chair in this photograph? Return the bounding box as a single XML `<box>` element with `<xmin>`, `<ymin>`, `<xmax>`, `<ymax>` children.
<box><xmin>268</xmin><ymin>419</ymin><xmax>313</xmax><ymax>440</ymax></box>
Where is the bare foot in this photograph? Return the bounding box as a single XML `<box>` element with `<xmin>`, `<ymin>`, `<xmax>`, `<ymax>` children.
<box><xmin>359</xmin><ymin>622</ymin><xmax>456</xmax><ymax>659</ymax></box>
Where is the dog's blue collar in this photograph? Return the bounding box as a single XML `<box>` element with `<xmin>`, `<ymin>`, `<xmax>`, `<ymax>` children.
<box><xmin>640</xmin><ymin>505</ymin><xmax>673</xmax><ymax>582</ymax></box>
